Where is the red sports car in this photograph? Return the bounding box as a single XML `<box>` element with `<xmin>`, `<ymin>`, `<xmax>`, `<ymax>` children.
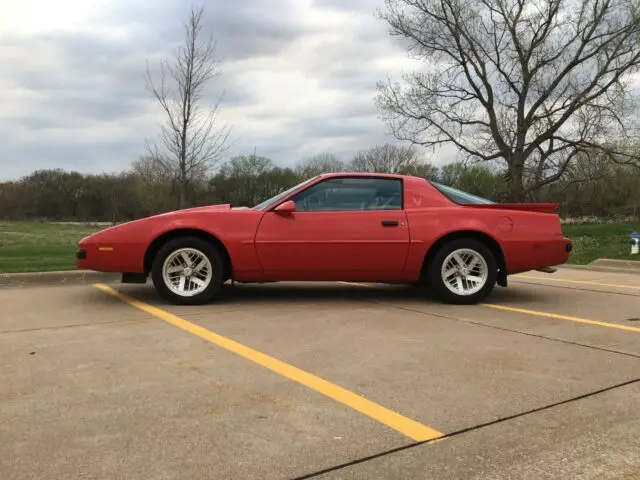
<box><xmin>76</xmin><ymin>173</ymin><xmax>572</xmax><ymax>305</ymax></box>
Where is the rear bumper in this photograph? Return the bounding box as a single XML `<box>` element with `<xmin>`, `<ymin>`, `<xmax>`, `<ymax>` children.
<box><xmin>541</xmin><ymin>236</ymin><xmax>572</xmax><ymax>267</ymax></box>
<box><xmin>504</xmin><ymin>236</ymin><xmax>572</xmax><ymax>274</ymax></box>
<box><xmin>542</xmin><ymin>236</ymin><xmax>572</xmax><ymax>268</ymax></box>
<box><xmin>549</xmin><ymin>236</ymin><xmax>573</xmax><ymax>265</ymax></box>
<box><xmin>565</xmin><ymin>239</ymin><xmax>573</xmax><ymax>253</ymax></box>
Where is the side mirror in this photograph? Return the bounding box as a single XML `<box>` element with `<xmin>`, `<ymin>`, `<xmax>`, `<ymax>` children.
<box><xmin>274</xmin><ymin>200</ymin><xmax>296</xmax><ymax>215</ymax></box>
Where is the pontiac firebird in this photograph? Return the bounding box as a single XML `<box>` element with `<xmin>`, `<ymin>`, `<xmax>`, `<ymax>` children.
<box><xmin>76</xmin><ymin>173</ymin><xmax>572</xmax><ymax>305</ymax></box>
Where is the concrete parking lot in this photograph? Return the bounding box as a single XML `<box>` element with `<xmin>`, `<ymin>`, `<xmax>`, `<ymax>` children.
<box><xmin>1</xmin><ymin>269</ymin><xmax>639</xmax><ymax>479</ymax></box>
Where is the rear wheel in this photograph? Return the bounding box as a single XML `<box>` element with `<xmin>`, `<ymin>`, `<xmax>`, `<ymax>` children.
<box><xmin>428</xmin><ymin>238</ymin><xmax>497</xmax><ymax>305</ymax></box>
<box><xmin>151</xmin><ymin>236</ymin><xmax>225</xmax><ymax>305</ymax></box>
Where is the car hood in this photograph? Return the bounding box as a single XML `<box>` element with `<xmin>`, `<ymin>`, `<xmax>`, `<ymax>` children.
<box><xmin>79</xmin><ymin>204</ymin><xmax>251</xmax><ymax>244</ymax></box>
<box><xmin>150</xmin><ymin>203</ymin><xmax>252</xmax><ymax>217</ymax></box>
<box><xmin>166</xmin><ymin>203</ymin><xmax>233</xmax><ymax>214</ymax></box>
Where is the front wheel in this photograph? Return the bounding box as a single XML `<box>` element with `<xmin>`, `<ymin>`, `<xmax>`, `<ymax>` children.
<box><xmin>151</xmin><ymin>236</ymin><xmax>225</xmax><ymax>305</ymax></box>
<box><xmin>428</xmin><ymin>239</ymin><xmax>497</xmax><ymax>305</ymax></box>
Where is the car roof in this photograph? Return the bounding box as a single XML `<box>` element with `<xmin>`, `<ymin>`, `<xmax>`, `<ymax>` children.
<box><xmin>317</xmin><ymin>172</ymin><xmax>419</xmax><ymax>181</ymax></box>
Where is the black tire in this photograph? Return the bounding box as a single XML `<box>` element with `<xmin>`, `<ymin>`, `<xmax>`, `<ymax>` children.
<box><xmin>151</xmin><ymin>236</ymin><xmax>225</xmax><ymax>305</ymax></box>
<box><xmin>427</xmin><ymin>238</ymin><xmax>497</xmax><ymax>305</ymax></box>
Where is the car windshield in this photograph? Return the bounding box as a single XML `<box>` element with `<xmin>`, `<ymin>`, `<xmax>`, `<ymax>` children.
<box><xmin>252</xmin><ymin>176</ymin><xmax>319</xmax><ymax>211</ymax></box>
<box><xmin>431</xmin><ymin>182</ymin><xmax>495</xmax><ymax>205</ymax></box>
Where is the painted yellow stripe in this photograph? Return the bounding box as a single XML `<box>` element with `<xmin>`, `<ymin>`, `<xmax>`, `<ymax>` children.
<box><xmin>93</xmin><ymin>283</ymin><xmax>443</xmax><ymax>442</ymax></box>
<box><xmin>482</xmin><ymin>304</ymin><xmax>640</xmax><ymax>333</ymax></box>
<box><xmin>517</xmin><ymin>275</ymin><xmax>640</xmax><ymax>290</ymax></box>
<box><xmin>339</xmin><ymin>281</ymin><xmax>640</xmax><ymax>334</ymax></box>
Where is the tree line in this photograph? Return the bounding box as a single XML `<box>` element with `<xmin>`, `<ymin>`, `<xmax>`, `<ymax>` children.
<box><xmin>1</xmin><ymin>143</ymin><xmax>638</xmax><ymax>222</ymax></box>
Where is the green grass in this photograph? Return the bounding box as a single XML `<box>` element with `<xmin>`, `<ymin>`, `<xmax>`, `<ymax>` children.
<box><xmin>0</xmin><ymin>220</ymin><xmax>638</xmax><ymax>273</ymax></box>
<box><xmin>0</xmin><ymin>222</ymin><xmax>103</xmax><ymax>273</ymax></box>
<box><xmin>562</xmin><ymin>222</ymin><xmax>639</xmax><ymax>265</ymax></box>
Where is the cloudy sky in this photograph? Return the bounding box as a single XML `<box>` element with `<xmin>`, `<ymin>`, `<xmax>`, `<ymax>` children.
<box><xmin>0</xmin><ymin>0</ymin><xmax>448</xmax><ymax>180</ymax></box>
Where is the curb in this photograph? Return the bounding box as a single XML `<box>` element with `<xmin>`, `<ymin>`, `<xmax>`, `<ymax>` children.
<box><xmin>559</xmin><ymin>260</ymin><xmax>640</xmax><ymax>275</ymax></box>
<box><xmin>589</xmin><ymin>258</ymin><xmax>640</xmax><ymax>270</ymax></box>
<box><xmin>0</xmin><ymin>270</ymin><xmax>122</xmax><ymax>289</ymax></box>
<box><xmin>560</xmin><ymin>265</ymin><xmax>639</xmax><ymax>275</ymax></box>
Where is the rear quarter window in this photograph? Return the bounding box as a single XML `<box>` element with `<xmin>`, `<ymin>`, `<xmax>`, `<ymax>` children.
<box><xmin>430</xmin><ymin>182</ymin><xmax>495</xmax><ymax>205</ymax></box>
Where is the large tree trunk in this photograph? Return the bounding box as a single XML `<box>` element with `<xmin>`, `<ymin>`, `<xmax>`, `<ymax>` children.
<box><xmin>506</xmin><ymin>156</ymin><xmax>526</xmax><ymax>202</ymax></box>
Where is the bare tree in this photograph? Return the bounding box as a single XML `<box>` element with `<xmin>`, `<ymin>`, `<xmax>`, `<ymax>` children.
<box><xmin>377</xmin><ymin>0</ymin><xmax>640</xmax><ymax>201</ymax></box>
<box><xmin>295</xmin><ymin>153</ymin><xmax>345</xmax><ymax>177</ymax></box>
<box><xmin>145</xmin><ymin>5</ymin><xmax>231</xmax><ymax>208</ymax></box>
<box><xmin>350</xmin><ymin>143</ymin><xmax>421</xmax><ymax>173</ymax></box>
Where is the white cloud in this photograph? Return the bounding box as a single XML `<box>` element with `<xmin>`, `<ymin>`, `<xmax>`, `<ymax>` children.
<box><xmin>0</xmin><ymin>0</ymin><xmax>97</xmax><ymax>34</ymax></box>
<box><xmin>0</xmin><ymin>0</ymin><xmax>446</xmax><ymax>180</ymax></box>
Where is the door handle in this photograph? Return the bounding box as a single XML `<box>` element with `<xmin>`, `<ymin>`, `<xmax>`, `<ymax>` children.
<box><xmin>381</xmin><ymin>220</ymin><xmax>399</xmax><ymax>227</ymax></box>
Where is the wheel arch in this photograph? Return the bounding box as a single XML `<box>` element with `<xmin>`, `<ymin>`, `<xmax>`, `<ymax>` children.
<box><xmin>144</xmin><ymin>228</ymin><xmax>232</xmax><ymax>279</ymax></box>
<box><xmin>421</xmin><ymin>230</ymin><xmax>507</xmax><ymax>286</ymax></box>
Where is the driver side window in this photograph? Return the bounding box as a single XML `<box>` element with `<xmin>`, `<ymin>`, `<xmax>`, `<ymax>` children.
<box><xmin>291</xmin><ymin>177</ymin><xmax>402</xmax><ymax>212</ymax></box>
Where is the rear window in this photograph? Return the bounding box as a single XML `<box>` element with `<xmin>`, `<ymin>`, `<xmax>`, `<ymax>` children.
<box><xmin>431</xmin><ymin>182</ymin><xmax>495</xmax><ymax>205</ymax></box>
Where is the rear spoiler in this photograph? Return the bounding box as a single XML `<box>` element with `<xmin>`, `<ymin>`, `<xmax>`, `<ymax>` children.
<box><xmin>460</xmin><ymin>203</ymin><xmax>560</xmax><ymax>214</ymax></box>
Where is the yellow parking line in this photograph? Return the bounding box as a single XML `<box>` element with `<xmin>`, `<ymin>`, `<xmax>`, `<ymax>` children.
<box><xmin>482</xmin><ymin>304</ymin><xmax>640</xmax><ymax>333</ymax></box>
<box><xmin>341</xmin><ymin>277</ymin><xmax>640</xmax><ymax>292</ymax></box>
<box><xmin>339</xmin><ymin>281</ymin><xmax>640</xmax><ymax>334</ymax></box>
<box><xmin>517</xmin><ymin>275</ymin><xmax>640</xmax><ymax>290</ymax></box>
<box><xmin>93</xmin><ymin>284</ymin><xmax>443</xmax><ymax>442</ymax></box>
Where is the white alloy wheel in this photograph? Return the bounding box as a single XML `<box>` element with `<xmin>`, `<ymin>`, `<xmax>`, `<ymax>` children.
<box><xmin>161</xmin><ymin>247</ymin><xmax>213</xmax><ymax>297</ymax></box>
<box><xmin>440</xmin><ymin>248</ymin><xmax>488</xmax><ymax>296</ymax></box>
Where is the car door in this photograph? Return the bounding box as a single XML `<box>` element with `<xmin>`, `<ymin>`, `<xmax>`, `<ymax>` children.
<box><xmin>254</xmin><ymin>176</ymin><xmax>410</xmax><ymax>280</ymax></box>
